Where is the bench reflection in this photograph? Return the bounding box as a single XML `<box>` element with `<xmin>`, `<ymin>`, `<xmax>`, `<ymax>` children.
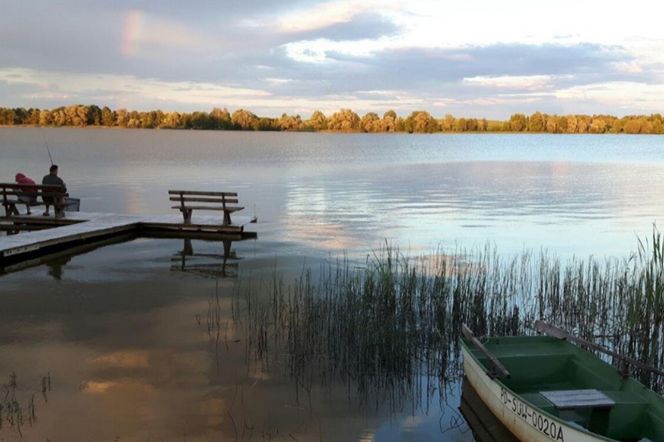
<box><xmin>170</xmin><ymin>238</ymin><xmax>240</xmax><ymax>278</ymax></box>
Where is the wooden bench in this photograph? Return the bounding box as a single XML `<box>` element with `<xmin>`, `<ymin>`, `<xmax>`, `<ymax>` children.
<box><xmin>169</xmin><ymin>190</ymin><xmax>244</xmax><ymax>226</ymax></box>
<box><xmin>0</xmin><ymin>183</ymin><xmax>68</xmax><ymax>218</ymax></box>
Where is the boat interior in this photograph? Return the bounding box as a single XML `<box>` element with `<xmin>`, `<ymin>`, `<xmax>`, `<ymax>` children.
<box><xmin>469</xmin><ymin>336</ymin><xmax>664</xmax><ymax>442</ymax></box>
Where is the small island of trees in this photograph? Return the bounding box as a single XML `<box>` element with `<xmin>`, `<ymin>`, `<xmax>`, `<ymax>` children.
<box><xmin>1</xmin><ymin>105</ymin><xmax>663</xmax><ymax>134</ymax></box>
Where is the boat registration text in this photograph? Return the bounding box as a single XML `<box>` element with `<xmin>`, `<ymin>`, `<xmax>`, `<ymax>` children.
<box><xmin>500</xmin><ymin>387</ymin><xmax>564</xmax><ymax>441</ymax></box>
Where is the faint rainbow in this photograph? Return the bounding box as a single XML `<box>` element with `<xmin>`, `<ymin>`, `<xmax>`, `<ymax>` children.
<box><xmin>121</xmin><ymin>10</ymin><xmax>144</xmax><ymax>56</ymax></box>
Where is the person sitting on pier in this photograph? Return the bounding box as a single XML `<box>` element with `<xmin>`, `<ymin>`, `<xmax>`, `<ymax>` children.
<box><xmin>14</xmin><ymin>172</ymin><xmax>38</xmax><ymax>214</ymax></box>
<box><xmin>41</xmin><ymin>164</ymin><xmax>67</xmax><ymax>217</ymax></box>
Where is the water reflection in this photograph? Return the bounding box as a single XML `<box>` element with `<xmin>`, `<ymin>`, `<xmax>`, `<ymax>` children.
<box><xmin>3</xmin><ymin>129</ymin><xmax>664</xmax><ymax>439</ymax></box>
<box><xmin>171</xmin><ymin>239</ymin><xmax>240</xmax><ymax>279</ymax></box>
<box><xmin>2</xmin><ymin>129</ymin><xmax>664</xmax><ymax>257</ymax></box>
<box><xmin>2</xmin><ymin>239</ymin><xmax>471</xmax><ymax>441</ymax></box>
<box><xmin>0</xmin><ymin>372</ymin><xmax>51</xmax><ymax>437</ymax></box>
<box><xmin>460</xmin><ymin>378</ymin><xmax>517</xmax><ymax>442</ymax></box>
<box><xmin>45</xmin><ymin>255</ymin><xmax>72</xmax><ymax>281</ymax></box>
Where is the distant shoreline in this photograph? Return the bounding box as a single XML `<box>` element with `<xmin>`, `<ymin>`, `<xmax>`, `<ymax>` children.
<box><xmin>1</xmin><ymin>105</ymin><xmax>663</xmax><ymax>134</ymax></box>
<box><xmin>2</xmin><ymin>125</ymin><xmax>661</xmax><ymax>135</ymax></box>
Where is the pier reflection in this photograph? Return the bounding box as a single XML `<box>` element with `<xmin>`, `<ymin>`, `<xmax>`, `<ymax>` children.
<box><xmin>170</xmin><ymin>239</ymin><xmax>240</xmax><ymax>278</ymax></box>
<box><xmin>46</xmin><ymin>255</ymin><xmax>72</xmax><ymax>281</ymax></box>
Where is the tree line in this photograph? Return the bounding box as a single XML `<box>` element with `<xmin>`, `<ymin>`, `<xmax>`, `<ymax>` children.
<box><xmin>1</xmin><ymin>105</ymin><xmax>663</xmax><ymax>134</ymax></box>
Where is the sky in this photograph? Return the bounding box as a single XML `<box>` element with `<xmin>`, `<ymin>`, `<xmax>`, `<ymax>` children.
<box><xmin>1</xmin><ymin>0</ymin><xmax>664</xmax><ymax>119</ymax></box>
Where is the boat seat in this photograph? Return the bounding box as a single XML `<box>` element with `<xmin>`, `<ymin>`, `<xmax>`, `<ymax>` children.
<box><xmin>538</xmin><ymin>389</ymin><xmax>616</xmax><ymax>436</ymax></box>
<box><xmin>540</xmin><ymin>389</ymin><xmax>615</xmax><ymax>410</ymax></box>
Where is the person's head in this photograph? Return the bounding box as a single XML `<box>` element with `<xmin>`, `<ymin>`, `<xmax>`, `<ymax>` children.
<box><xmin>49</xmin><ymin>164</ymin><xmax>58</xmax><ymax>175</ymax></box>
<box><xmin>15</xmin><ymin>173</ymin><xmax>25</xmax><ymax>181</ymax></box>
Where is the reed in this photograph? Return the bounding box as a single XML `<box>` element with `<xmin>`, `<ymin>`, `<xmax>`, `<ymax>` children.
<box><xmin>236</xmin><ymin>231</ymin><xmax>664</xmax><ymax>410</ymax></box>
<box><xmin>0</xmin><ymin>372</ymin><xmax>50</xmax><ymax>435</ymax></box>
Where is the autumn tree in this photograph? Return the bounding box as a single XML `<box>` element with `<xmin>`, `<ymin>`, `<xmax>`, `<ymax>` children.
<box><xmin>4</xmin><ymin>104</ymin><xmax>664</xmax><ymax>135</ymax></box>
<box><xmin>381</xmin><ymin>110</ymin><xmax>400</xmax><ymax>132</ymax></box>
<box><xmin>328</xmin><ymin>108</ymin><xmax>360</xmax><ymax>131</ymax></box>
<box><xmin>509</xmin><ymin>114</ymin><xmax>527</xmax><ymax>132</ymax></box>
<box><xmin>527</xmin><ymin>112</ymin><xmax>545</xmax><ymax>132</ymax></box>
<box><xmin>589</xmin><ymin>118</ymin><xmax>607</xmax><ymax>134</ymax></box>
<box><xmin>38</xmin><ymin>109</ymin><xmax>53</xmax><ymax>126</ymax></box>
<box><xmin>209</xmin><ymin>107</ymin><xmax>232</xmax><ymax>129</ymax></box>
<box><xmin>307</xmin><ymin>110</ymin><xmax>328</xmax><ymax>131</ymax></box>
<box><xmin>360</xmin><ymin>112</ymin><xmax>380</xmax><ymax>132</ymax></box>
<box><xmin>277</xmin><ymin>113</ymin><xmax>303</xmax><ymax>131</ymax></box>
<box><xmin>231</xmin><ymin>109</ymin><xmax>259</xmax><ymax>130</ymax></box>
<box><xmin>101</xmin><ymin>106</ymin><xmax>115</xmax><ymax>126</ymax></box>
<box><xmin>623</xmin><ymin>118</ymin><xmax>643</xmax><ymax>134</ymax></box>
<box><xmin>404</xmin><ymin>111</ymin><xmax>437</xmax><ymax>133</ymax></box>
<box><xmin>160</xmin><ymin>112</ymin><xmax>182</xmax><ymax>128</ymax></box>
<box><xmin>257</xmin><ymin>117</ymin><xmax>278</xmax><ymax>131</ymax></box>
<box><xmin>440</xmin><ymin>114</ymin><xmax>455</xmax><ymax>132</ymax></box>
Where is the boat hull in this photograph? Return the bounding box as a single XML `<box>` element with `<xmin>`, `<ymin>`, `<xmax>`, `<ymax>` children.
<box><xmin>462</xmin><ymin>345</ymin><xmax>611</xmax><ymax>442</ymax></box>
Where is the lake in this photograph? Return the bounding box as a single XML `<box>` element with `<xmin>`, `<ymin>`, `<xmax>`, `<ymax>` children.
<box><xmin>1</xmin><ymin>128</ymin><xmax>664</xmax><ymax>441</ymax></box>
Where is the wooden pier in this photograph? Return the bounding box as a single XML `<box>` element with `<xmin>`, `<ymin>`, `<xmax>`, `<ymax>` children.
<box><xmin>0</xmin><ymin>211</ymin><xmax>257</xmax><ymax>267</ymax></box>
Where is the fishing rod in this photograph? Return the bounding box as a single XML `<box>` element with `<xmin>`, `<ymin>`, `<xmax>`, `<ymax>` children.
<box><xmin>45</xmin><ymin>140</ymin><xmax>54</xmax><ymax>165</ymax></box>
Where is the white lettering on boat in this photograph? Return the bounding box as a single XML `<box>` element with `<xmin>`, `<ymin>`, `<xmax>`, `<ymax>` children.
<box><xmin>500</xmin><ymin>387</ymin><xmax>564</xmax><ymax>441</ymax></box>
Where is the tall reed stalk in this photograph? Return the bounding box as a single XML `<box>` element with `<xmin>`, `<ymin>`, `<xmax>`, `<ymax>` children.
<box><xmin>237</xmin><ymin>232</ymin><xmax>664</xmax><ymax>409</ymax></box>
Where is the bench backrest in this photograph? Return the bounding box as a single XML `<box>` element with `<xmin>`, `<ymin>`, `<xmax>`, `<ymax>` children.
<box><xmin>0</xmin><ymin>183</ymin><xmax>67</xmax><ymax>199</ymax></box>
<box><xmin>168</xmin><ymin>190</ymin><xmax>239</xmax><ymax>208</ymax></box>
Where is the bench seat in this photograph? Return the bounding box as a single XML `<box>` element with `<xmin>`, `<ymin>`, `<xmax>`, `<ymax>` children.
<box><xmin>170</xmin><ymin>206</ymin><xmax>244</xmax><ymax>212</ymax></box>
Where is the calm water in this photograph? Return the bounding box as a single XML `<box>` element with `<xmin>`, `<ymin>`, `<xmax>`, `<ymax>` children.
<box><xmin>1</xmin><ymin>128</ymin><xmax>664</xmax><ymax>441</ymax></box>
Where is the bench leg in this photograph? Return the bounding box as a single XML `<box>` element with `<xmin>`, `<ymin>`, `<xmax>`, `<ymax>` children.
<box><xmin>181</xmin><ymin>209</ymin><xmax>193</xmax><ymax>224</ymax></box>
<box><xmin>222</xmin><ymin>239</ymin><xmax>232</xmax><ymax>258</ymax></box>
<box><xmin>4</xmin><ymin>203</ymin><xmax>19</xmax><ymax>217</ymax></box>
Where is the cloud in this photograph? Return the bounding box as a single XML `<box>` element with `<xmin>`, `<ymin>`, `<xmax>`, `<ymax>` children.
<box><xmin>0</xmin><ymin>39</ymin><xmax>646</xmax><ymax>119</ymax></box>
<box><xmin>463</xmin><ymin>75</ymin><xmax>559</xmax><ymax>91</ymax></box>
<box><xmin>0</xmin><ymin>68</ymin><xmax>271</xmax><ymax>109</ymax></box>
<box><xmin>281</xmin><ymin>12</ymin><xmax>400</xmax><ymax>41</ymax></box>
<box><xmin>1</xmin><ymin>1</ymin><xmax>663</xmax><ymax>117</ymax></box>
<box><xmin>272</xmin><ymin>43</ymin><xmax>633</xmax><ymax>99</ymax></box>
<box><xmin>273</xmin><ymin>0</ymin><xmax>392</xmax><ymax>34</ymax></box>
<box><xmin>120</xmin><ymin>10</ymin><xmax>216</xmax><ymax>58</ymax></box>
<box><xmin>554</xmin><ymin>81</ymin><xmax>664</xmax><ymax>112</ymax></box>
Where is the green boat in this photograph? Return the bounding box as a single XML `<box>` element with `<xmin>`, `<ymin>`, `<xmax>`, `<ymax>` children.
<box><xmin>461</xmin><ymin>321</ymin><xmax>664</xmax><ymax>442</ymax></box>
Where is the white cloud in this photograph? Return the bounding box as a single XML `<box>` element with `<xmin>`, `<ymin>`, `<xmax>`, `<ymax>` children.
<box><xmin>555</xmin><ymin>81</ymin><xmax>664</xmax><ymax>111</ymax></box>
<box><xmin>273</xmin><ymin>0</ymin><xmax>401</xmax><ymax>34</ymax></box>
<box><xmin>611</xmin><ymin>61</ymin><xmax>643</xmax><ymax>74</ymax></box>
<box><xmin>264</xmin><ymin>77</ymin><xmax>294</xmax><ymax>85</ymax></box>
<box><xmin>0</xmin><ymin>67</ymin><xmax>431</xmax><ymax>116</ymax></box>
<box><xmin>463</xmin><ymin>75</ymin><xmax>558</xmax><ymax>91</ymax></box>
<box><xmin>276</xmin><ymin>0</ymin><xmax>664</xmax><ymax>72</ymax></box>
<box><xmin>0</xmin><ymin>68</ymin><xmax>270</xmax><ymax>107</ymax></box>
<box><xmin>283</xmin><ymin>37</ymin><xmax>396</xmax><ymax>62</ymax></box>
